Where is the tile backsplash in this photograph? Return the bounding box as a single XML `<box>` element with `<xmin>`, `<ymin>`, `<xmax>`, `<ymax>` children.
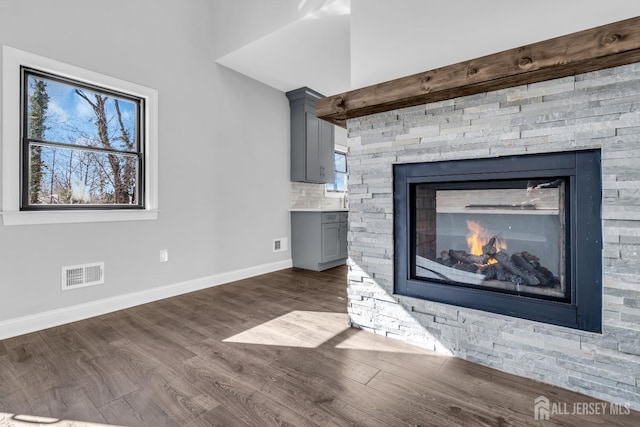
<box><xmin>290</xmin><ymin>182</ymin><xmax>344</xmax><ymax>209</ymax></box>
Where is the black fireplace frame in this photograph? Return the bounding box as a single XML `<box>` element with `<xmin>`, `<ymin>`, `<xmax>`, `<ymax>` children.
<box><xmin>394</xmin><ymin>150</ymin><xmax>602</xmax><ymax>332</ymax></box>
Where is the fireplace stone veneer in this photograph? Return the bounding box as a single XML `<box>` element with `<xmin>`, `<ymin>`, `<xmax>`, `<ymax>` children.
<box><xmin>345</xmin><ymin>63</ymin><xmax>640</xmax><ymax>409</ymax></box>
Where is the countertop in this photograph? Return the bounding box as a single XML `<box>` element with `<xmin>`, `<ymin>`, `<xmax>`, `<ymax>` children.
<box><xmin>289</xmin><ymin>208</ymin><xmax>348</xmax><ymax>212</ymax></box>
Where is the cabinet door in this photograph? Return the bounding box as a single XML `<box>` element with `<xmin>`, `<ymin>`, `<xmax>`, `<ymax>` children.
<box><xmin>319</xmin><ymin>120</ymin><xmax>335</xmax><ymax>183</ymax></box>
<box><xmin>289</xmin><ymin>103</ymin><xmax>306</xmax><ymax>182</ymax></box>
<box><xmin>305</xmin><ymin>113</ymin><xmax>334</xmax><ymax>184</ymax></box>
<box><xmin>305</xmin><ymin>112</ymin><xmax>321</xmax><ymax>183</ymax></box>
<box><xmin>339</xmin><ymin>221</ymin><xmax>348</xmax><ymax>259</ymax></box>
<box><xmin>322</xmin><ymin>222</ymin><xmax>342</xmax><ymax>262</ymax></box>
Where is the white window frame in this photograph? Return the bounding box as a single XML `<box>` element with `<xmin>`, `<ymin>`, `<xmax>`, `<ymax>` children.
<box><xmin>1</xmin><ymin>46</ymin><xmax>158</xmax><ymax>225</ymax></box>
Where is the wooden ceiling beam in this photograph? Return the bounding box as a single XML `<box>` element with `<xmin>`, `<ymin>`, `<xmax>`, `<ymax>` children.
<box><xmin>317</xmin><ymin>16</ymin><xmax>640</xmax><ymax>128</ymax></box>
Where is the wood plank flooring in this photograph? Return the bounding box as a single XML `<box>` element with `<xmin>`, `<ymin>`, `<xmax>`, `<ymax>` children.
<box><xmin>0</xmin><ymin>266</ymin><xmax>638</xmax><ymax>426</ymax></box>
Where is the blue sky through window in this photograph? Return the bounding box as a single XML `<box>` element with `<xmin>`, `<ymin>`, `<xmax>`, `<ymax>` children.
<box><xmin>27</xmin><ymin>74</ymin><xmax>137</xmax><ymax>152</ymax></box>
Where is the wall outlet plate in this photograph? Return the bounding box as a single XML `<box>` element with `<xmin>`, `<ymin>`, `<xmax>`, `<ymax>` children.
<box><xmin>160</xmin><ymin>249</ymin><xmax>169</xmax><ymax>262</ymax></box>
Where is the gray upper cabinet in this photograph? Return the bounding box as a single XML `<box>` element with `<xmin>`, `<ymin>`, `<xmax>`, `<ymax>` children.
<box><xmin>287</xmin><ymin>87</ymin><xmax>335</xmax><ymax>184</ymax></box>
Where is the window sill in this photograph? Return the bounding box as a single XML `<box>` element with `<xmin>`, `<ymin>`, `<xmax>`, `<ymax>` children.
<box><xmin>1</xmin><ymin>209</ymin><xmax>159</xmax><ymax>226</ymax></box>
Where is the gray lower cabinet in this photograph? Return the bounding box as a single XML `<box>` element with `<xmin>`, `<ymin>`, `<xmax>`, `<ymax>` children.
<box><xmin>291</xmin><ymin>211</ymin><xmax>347</xmax><ymax>271</ymax></box>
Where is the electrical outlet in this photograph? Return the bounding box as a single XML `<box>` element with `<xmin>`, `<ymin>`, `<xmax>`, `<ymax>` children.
<box><xmin>160</xmin><ymin>249</ymin><xmax>169</xmax><ymax>262</ymax></box>
<box><xmin>273</xmin><ymin>238</ymin><xmax>288</xmax><ymax>253</ymax></box>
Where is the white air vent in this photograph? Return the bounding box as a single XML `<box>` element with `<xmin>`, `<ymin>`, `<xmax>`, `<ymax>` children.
<box><xmin>61</xmin><ymin>262</ymin><xmax>104</xmax><ymax>291</ymax></box>
<box><xmin>273</xmin><ymin>237</ymin><xmax>288</xmax><ymax>252</ymax></box>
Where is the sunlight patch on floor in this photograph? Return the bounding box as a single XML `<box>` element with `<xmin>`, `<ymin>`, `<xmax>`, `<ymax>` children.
<box><xmin>0</xmin><ymin>412</ymin><xmax>117</xmax><ymax>426</ymax></box>
<box><xmin>222</xmin><ymin>311</ymin><xmax>350</xmax><ymax>348</ymax></box>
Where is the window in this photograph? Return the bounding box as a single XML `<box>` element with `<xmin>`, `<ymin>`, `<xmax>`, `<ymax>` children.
<box><xmin>326</xmin><ymin>150</ymin><xmax>347</xmax><ymax>192</ymax></box>
<box><xmin>22</xmin><ymin>68</ymin><xmax>144</xmax><ymax>209</ymax></box>
<box><xmin>2</xmin><ymin>46</ymin><xmax>158</xmax><ymax>225</ymax></box>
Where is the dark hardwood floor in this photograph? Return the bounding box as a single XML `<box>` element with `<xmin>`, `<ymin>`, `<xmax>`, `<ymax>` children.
<box><xmin>0</xmin><ymin>266</ymin><xmax>638</xmax><ymax>426</ymax></box>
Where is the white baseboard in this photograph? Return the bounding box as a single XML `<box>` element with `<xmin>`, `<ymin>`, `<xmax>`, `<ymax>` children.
<box><xmin>0</xmin><ymin>259</ymin><xmax>293</xmax><ymax>340</ymax></box>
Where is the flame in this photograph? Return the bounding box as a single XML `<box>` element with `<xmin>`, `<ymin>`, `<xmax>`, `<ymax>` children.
<box><xmin>465</xmin><ymin>221</ymin><xmax>507</xmax><ymax>260</ymax></box>
<box><xmin>466</xmin><ymin>220</ymin><xmax>487</xmax><ymax>255</ymax></box>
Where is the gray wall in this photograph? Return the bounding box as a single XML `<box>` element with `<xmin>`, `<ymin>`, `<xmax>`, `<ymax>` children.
<box><xmin>350</xmin><ymin>0</ymin><xmax>640</xmax><ymax>89</ymax></box>
<box><xmin>0</xmin><ymin>1</ymin><xmax>291</xmax><ymax>323</ymax></box>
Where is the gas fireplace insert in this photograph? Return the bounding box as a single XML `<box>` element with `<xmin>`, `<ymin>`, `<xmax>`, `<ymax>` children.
<box><xmin>394</xmin><ymin>150</ymin><xmax>602</xmax><ymax>332</ymax></box>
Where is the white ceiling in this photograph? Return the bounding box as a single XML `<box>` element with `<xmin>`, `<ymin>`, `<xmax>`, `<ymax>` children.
<box><xmin>215</xmin><ymin>0</ymin><xmax>640</xmax><ymax>97</ymax></box>
<box><xmin>215</xmin><ymin>0</ymin><xmax>351</xmax><ymax>96</ymax></box>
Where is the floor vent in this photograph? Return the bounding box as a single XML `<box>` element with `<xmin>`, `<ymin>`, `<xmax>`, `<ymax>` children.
<box><xmin>61</xmin><ymin>262</ymin><xmax>104</xmax><ymax>291</ymax></box>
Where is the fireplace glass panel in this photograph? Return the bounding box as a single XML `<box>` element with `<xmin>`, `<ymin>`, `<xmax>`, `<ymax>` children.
<box><xmin>413</xmin><ymin>178</ymin><xmax>568</xmax><ymax>301</ymax></box>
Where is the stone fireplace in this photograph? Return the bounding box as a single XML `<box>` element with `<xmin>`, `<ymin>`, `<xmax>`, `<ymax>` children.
<box><xmin>343</xmin><ymin>63</ymin><xmax>640</xmax><ymax>409</ymax></box>
<box><xmin>394</xmin><ymin>150</ymin><xmax>602</xmax><ymax>332</ymax></box>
